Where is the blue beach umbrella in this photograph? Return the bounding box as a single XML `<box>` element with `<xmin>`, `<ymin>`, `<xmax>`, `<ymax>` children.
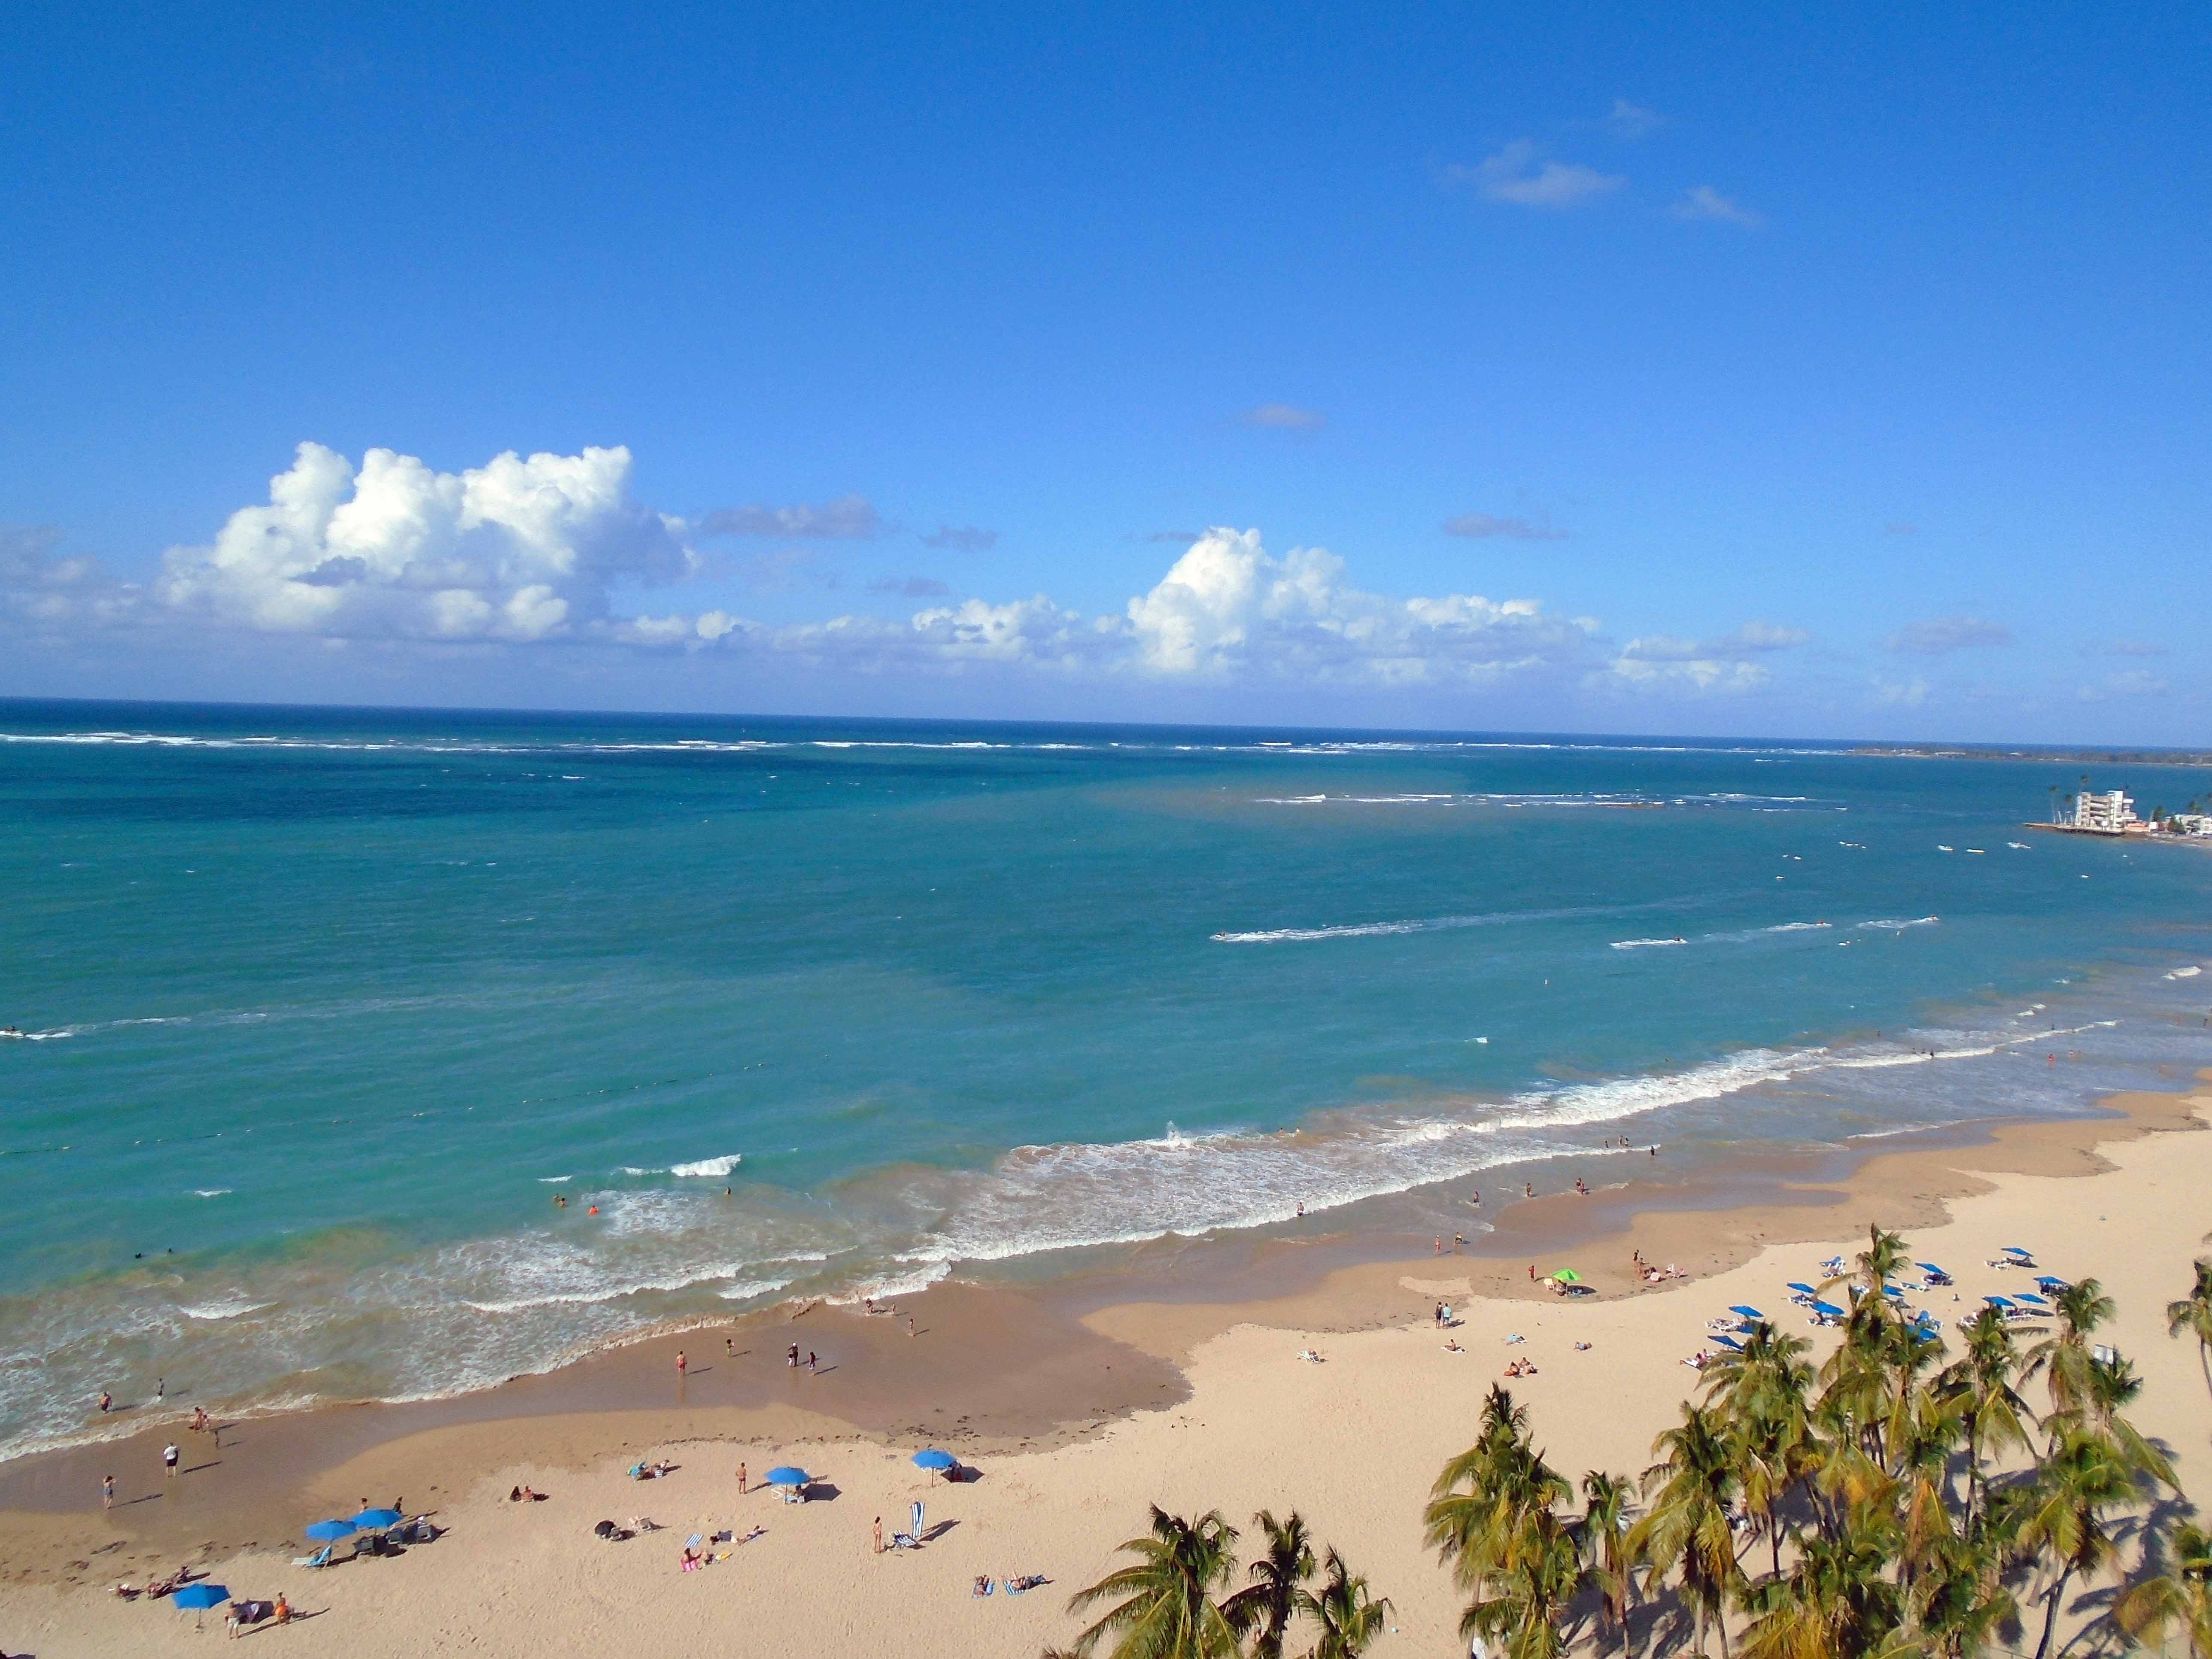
<box><xmin>172</xmin><ymin>1583</ymin><xmax>229</xmax><ymax>1608</ymax></box>
<box><xmin>2035</xmin><ymin>1276</ymin><xmax>2069</xmax><ymax>1291</ymax></box>
<box><xmin>763</xmin><ymin>1466</ymin><xmax>810</xmax><ymax>1487</ymax></box>
<box><xmin>304</xmin><ymin>1519</ymin><xmax>358</xmax><ymax>1541</ymax></box>
<box><xmin>354</xmin><ymin>1507</ymin><xmax>402</xmax><ymax>1528</ymax></box>
<box><xmin>1984</xmin><ymin>1295</ymin><xmax>2015</xmax><ymax>1308</ymax></box>
<box><xmin>1786</xmin><ymin>1282</ymin><xmax>1817</xmax><ymax>1294</ymax></box>
<box><xmin>2002</xmin><ymin>1246</ymin><xmax>2034</xmax><ymax>1258</ymax></box>
<box><xmin>1729</xmin><ymin>1305</ymin><xmax>1762</xmax><ymax>1319</ymax></box>
<box><xmin>1811</xmin><ymin>1301</ymin><xmax>1844</xmax><ymax>1317</ymax></box>
<box><xmin>1882</xmin><ymin>1285</ymin><xmax>1905</xmax><ymax>1300</ymax></box>
<box><xmin>1711</xmin><ymin>1334</ymin><xmax>1745</xmax><ymax>1352</ymax></box>
<box><xmin>1917</xmin><ymin>1263</ymin><xmax>1950</xmax><ymax>1277</ymax></box>
<box><xmin>911</xmin><ymin>1449</ymin><xmax>956</xmax><ymax>1471</ymax></box>
<box><xmin>2013</xmin><ymin>1292</ymin><xmax>2049</xmax><ymax>1307</ymax></box>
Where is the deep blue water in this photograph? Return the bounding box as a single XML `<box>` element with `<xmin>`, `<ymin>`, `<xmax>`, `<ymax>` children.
<box><xmin>3</xmin><ymin>699</ymin><xmax>2209</xmax><ymax>1451</ymax></box>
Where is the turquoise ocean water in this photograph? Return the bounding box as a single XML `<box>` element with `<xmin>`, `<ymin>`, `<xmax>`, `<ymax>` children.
<box><xmin>3</xmin><ymin>699</ymin><xmax>2210</xmax><ymax>1454</ymax></box>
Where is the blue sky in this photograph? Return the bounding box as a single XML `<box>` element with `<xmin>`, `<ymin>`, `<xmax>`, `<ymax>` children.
<box><xmin>3</xmin><ymin>3</ymin><xmax>2207</xmax><ymax>740</ymax></box>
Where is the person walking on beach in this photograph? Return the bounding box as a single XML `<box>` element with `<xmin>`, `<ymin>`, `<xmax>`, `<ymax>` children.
<box><xmin>675</xmin><ymin>1349</ymin><xmax>687</xmax><ymax>1378</ymax></box>
<box><xmin>806</xmin><ymin>1350</ymin><xmax>817</xmax><ymax>1373</ymax></box>
<box><xmin>872</xmin><ymin>1516</ymin><xmax>883</xmax><ymax>1555</ymax></box>
<box><xmin>787</xmin><ymin>1343</ymin><xmax>799</xmax><ymax>1368</ymax></box>
<box><xmin>737</xmin><ymin>1462</ymin><xmax>747</xmax><ymax>1495</ymax></box>
<box><xmin>162</xmin><ymin>1442</ymin><xmax>179</xmax><ymax>1479</ymax></box>
<box><xmin>907</xmin><ymin>1316</ymin><xmax>915</xmax><ymax>1338</ymax></box>
<box><xmin>97</xmin><ymin>1390</ymin><xmax>111</xmax><ymax>1414</ymax></box>
<box><xmin>102</xmin><ymin>1474</ymin><xmax>114</xmax><ymax>1510</ymax></box>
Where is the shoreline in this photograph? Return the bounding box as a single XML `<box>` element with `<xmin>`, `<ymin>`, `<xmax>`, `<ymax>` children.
<box><xmin>3</xmin><ymin>1069</ymin><xmax>2204</xmax><ymax>1589</ymax></box>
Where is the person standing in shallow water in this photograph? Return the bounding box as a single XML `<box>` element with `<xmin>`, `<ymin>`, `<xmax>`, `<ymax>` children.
<box><xmin>675</xmin><ymin>1350</ymin><xmax>686</xmax><ymax>1378</ymax></box>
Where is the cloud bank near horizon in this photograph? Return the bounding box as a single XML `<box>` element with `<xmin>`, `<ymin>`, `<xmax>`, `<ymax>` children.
<box><xmin>5</xmin><ymin>440</ymin><xmax>1819</xmax><ymax>703</ymax></box>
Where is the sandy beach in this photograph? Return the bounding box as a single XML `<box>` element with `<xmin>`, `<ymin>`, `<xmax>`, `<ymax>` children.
<box><xmin>4</xmin><ymin>1074</ymin><xmax>2209</xmax><ymax>1656</ymax></box>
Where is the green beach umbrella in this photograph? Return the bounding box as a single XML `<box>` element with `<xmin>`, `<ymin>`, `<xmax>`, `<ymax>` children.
<box><xmin>1550</xmin><ymin>1269</ymin><xmax>1583</xmax><ymax>1283</ymax></box>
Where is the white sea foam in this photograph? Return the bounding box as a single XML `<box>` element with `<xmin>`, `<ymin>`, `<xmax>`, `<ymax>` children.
<box><xmin>537</xmin><ymin>1175</ymin><xmax>573</xmax><ymax>1184</ymax></box>
<box><xmin>716</xmin><ymin>1276</ymin><xmax>802</xmax><ymax>1303</ymax></box>
<box><xmin>180</xmin><ymin>1297</ymin><xmax>273</xmax><ymax>1321</ymax></box>
<box><xmin>829</xmin><ymin>1261</ymin><xmax>951</xmax><ymax>1304</ymax></box>
<box><xmin>1611</xmin><ymin>937</ymin><xmax>1689</xmax><ymax>950</ymax></box>
<box><xmin>462</xmin><ymin>1261</ymin><xmax>769</xmax><ymax>1314</ymax></box>
<box><xmin>191</xmin><ymin>1188</ymin><xmax>233</xmax><ymax>1199</ymax></box>
<box><xmin>669</xmin><ymin>1154</ymin><xmax>742</xmax><ymax>1178</ymax></box>
<box><xmin>2168</xmin><ymin>966</ymin><xmax>2201</xmax><ymax>980</ymax></box>
<box><xmin>1858</xmin><ymin>916</ymin><xmax>1941</xmax><ymax>931</ymax></box>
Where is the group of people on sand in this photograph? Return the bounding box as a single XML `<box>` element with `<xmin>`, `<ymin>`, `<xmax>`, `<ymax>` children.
<box><xmin>1632</xmin><ymin>1249</ymin><xmax>1684</xmax><ymax>1284</ymax></box>
<box><xmin>1503</xmin><ymin>1357</ymin><xmax>1539</xmax><ymax>1378</ymax></box>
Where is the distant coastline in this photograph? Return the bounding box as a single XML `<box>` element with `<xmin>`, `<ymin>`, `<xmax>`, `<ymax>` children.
<box><xmin>1849</xmin><ymin>741</ymin><xmax>2212</xmax><ymax>767</ymax></box>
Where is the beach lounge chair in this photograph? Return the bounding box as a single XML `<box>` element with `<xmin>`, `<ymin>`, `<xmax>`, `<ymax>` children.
<box><xmin>1917</xmin><ymin>1263</ymin><xmax>1953</xmax><ymax>1286</ymax></box>
<box><xmin>292</xmin><ymin>1545</ymin><xmax>334</xmax><ymax>1569</ymax></box>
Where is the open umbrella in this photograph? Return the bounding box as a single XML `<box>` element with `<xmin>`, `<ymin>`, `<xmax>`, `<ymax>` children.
<box><xmin>1786</xmin><ymin>1282</ymin><xmax>1817</xmax><ymax>1295</ymax></box>
<box><xmin>172</xmin><ymin>1582</ymin><xmax>230</xmax><ymax>1626</ymax></box>
<box><xmin>1810</xmin><ymin>1301</ymin><xmax>1844</xmax><ymax>1317</ymax></box>
<box><xmin>1551</xmin><ymin>1269</ymin><xmax>1583</xmax><ymax>1283</ymax></box>
<box><xmin>2035</xmin><ymin>1276</ymin><xmax>2069</xmax><ymax>1291</ymax></box>
<box><xmin>763</xmin><ymin>1466</ymin><xmax>810</xmax><ymax>1487</ymax></box>
<box><xmin>2002</xmin><ymin>1246</ymin><xmax>2034</xmax><ymax>1258</ymax></box>
<box><xmin>1984</xmin><ymin>1295</ymin><xmax>2015</xmax><ymax>1308</ymax></box>
<box><xmin>1881</xmin><ymin>1285</ymin><xmax>1905</xmax><ymax>1299</ymax></box>
<box><xmin>304</xmin><ymin>1519</ymin><xmax>358</xmax><ymax>1541</ymax></box>
<box><xmin>2013</xmin><ymin>1292</ymin><xmax>2049</xmax><ymax>1307</ymax></box>
<box><xmin>911</xmin><ymin>1449</ymin><xmax>956</xmax><ymax>1471</ymax></box>
<box><xmin>1728</xmin><ymin>1304</ymin><xmax>1762</xmax><ymax>1319</ymax></box>
<box><xmin>354</xmin><ymin>1507</ymin><xmax>403</xmax><ymax>1529</ymax></box>
<box><xmin>1711</xmin><ymin>1334</ymin><xmax>1745</xmax><ymax>1352</ymax></box>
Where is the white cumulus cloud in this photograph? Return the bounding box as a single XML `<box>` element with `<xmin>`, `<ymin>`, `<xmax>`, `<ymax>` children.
<box><xmin>1123</xmin><ymin>528</ymin><xmax>1592</xmax><ymax>685</ymax></box>
<box><xmin>158</xmin><ymin>442</ymin><xmax>692</xmax><ymax>642</ymax></box>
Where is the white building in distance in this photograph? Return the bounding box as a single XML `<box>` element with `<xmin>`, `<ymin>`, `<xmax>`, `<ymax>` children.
<box><xmin>2072</xmin><ymin>789</ymin><xmax>2140</xmax><ymax>833</ymax></box>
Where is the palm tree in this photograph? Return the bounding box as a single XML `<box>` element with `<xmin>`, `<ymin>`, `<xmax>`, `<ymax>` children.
<box><xmin>2079</xmin><ymin>1348</ymin><xmax>2177</xmax><ymax>1485</ymax></box>
<box><xmin>1063</xmin><ymin>1506</ymin><xmax>1243</xmax><ymax>1659</ymax></box>
<box><xmin>1703</xmin><ymin>1322</ymin><xmax>1817</xmax><ymax>1577</ymax></box>
<box><xmin>1458</xmin><ymin>1509</ymin><xmax>1583</xmax><ymax>1659</ymax></box>
<box><xmin>1938</xmin><ymin>1307</ymin><xmax>2034</xmax><ymax>1533</ymax></box>
<box><xmin>1580</xmin><ymin>1471</ymin><xmax>1639</xmax><ymax>1659</ymax></box>
<box><xmin>2024</xmin><ymin>1277</ymin><xmax>2115</xmax><ymax>1424</ymax></box>
<box><xmin>2002</xmin><ymin>1425</ymin><xmax>2138</xmax><ymax>1659</ymax></box>
<box><xmin>1908</xmin><ymin>1530</ymin><xmax>2018</xmax><ymax>1659</ymax></box>
<box><xmin>1298</xmin><ymin>1547</ymin><xmax>1393</xmax><ymax>1659</ymax></box>
<box><xmin>1221</xmin><ymin>1510</ymin><xmax>1313</xmax><ymax>1659</ymax></box>
<box><xmin>2168</xmin><ymin>1258</ymin><xmax>2212</xmax><ymax>1407</ymax></box>
<box><xmin>2118</xmin><ymin>1520</ymin><xmax>2212</xmax><ymax>1659</ymax></box>
<box><xmin>1427</xmin><ymin>1386</ymin><xmax>1573</xmax><ymax>1605</ymax></box>
<box><xmin>1737</xmin><ymin>1519</ymin><xmax>1904</xmax><ymax>1659</ymax></box>
<box><xmin>1633</xmin><ymin>1403</ymin><xmax>1744</xmax><ymax>1657</ymax></box>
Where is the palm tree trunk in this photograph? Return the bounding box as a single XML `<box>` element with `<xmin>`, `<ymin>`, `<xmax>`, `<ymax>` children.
<box><xmin>1768</xmin><ymin>1522</ymin><xmax>1782</xmax><ymax>1581</ymax></box>
<box><xmin>2033</xmin><ymin>1567</ymin><xmax>2073</xmax><ymax>1659</ymax></box>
